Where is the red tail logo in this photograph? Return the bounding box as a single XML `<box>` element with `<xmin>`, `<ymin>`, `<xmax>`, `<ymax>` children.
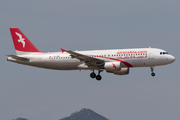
<box><xmin>10</xmin><ymin>28</ymin><xmax>42</xmax><ymax>53</ymax></box>
<box><xmin>15</xmin><ymin>32</ymin><xmax>25</xmax><ymax>48</ymax></box>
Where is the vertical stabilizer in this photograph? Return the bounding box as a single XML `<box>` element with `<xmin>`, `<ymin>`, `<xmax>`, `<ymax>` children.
<box><xmin>9</xmin><ymin>28</ymin><xmax>42</xmax><ymax>55</ymax></box>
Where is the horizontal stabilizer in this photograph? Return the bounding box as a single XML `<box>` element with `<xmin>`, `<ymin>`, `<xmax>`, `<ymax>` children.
<box><xmin>7</xmin><ymin>55</ymin><xmax>29</xmax><ymax>61</ymax></box>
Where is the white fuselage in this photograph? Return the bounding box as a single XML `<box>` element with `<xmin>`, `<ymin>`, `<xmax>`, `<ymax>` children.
<box><xmin>7</xmin><ymin>48</ymin><xmax>175</xmax><ymax>70</ymax></box>
<box><xmin>8</xmin><ymin>28</ymin><xmax>175</xmax><ymax>80</ymax></box>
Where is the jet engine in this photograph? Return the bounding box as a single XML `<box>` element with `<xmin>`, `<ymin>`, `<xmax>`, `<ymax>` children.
<box><xmin>104</xmin><ymin>62</ymin><xmax>129</xmax><ymax>75</ymax></box>
<box><xmin>104</xmin><ymin>62</ymin><xmax>122</xmax><ymax>72</ymax></box>
<box><xmin>113</xmin><ymin>68</ymin><xmax>129</xmax><ymax>75</ymax></box>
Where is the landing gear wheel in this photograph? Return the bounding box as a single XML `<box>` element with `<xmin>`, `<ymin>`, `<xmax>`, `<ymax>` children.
<box><xmin>90</xmin><ymin>72</ymin><xmax>96</xmax><ymax>78</ymax></box>
<box><xmin>150</xmin><ymin>67</ymin><xmax>155</xmax><ymax>77</ymax></box>
<box><xmin>151</xmin><ymin>72</ymin><xmax>155</xmax><ymax>77</ymax></box>
<box><xmin>96</xmin><ymin>75</ymin><xmax>102</xmax><ymax>81</ymax></box>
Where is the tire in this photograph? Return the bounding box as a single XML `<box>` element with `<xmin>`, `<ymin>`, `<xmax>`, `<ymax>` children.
<box><xmin>151</xmin><ymin>72</ymin><xmax>155</xmax><ymax>77</ymax></box>
<box><xmin>90</xmin><ymin>72</ymin><xmax>96</xmax><ymax>78</ymax></box>
<box><xmin>96</xmin><ymin>75</ymin><xmax>102</xmax><ymax>81</ymax></box>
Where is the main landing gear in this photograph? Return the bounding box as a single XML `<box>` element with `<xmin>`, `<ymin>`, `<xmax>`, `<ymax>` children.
<box><xmin>90</xmin><ymin>70</ymin><xmax>102</xmax><ymax>81</ymax></box>
<box><xmin>150</xmin><ymin>67</ymin><xmax>155</xmax><ymax>77</ymax></box>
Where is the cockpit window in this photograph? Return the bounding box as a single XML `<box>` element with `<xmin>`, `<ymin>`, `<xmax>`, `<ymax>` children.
<box><xmin>160</xmin><ymin>52</ymin><xmax>169</xmax><ymax>55</ymax></box>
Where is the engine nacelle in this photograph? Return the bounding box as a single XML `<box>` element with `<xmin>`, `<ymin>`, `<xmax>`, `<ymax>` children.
<box><xmin>113</xmin><ymin>68</ymin><xmax>129</xmax><ymax>75</ymax></box>
<box><xmin>104</xmin><ymin>62</ymin><xmax>122</xmax><ymax>72</ymax></box>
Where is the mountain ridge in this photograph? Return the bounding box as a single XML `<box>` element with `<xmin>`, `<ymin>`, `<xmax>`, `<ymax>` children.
<box><xmin>60</xmin><ymin>108</ymin><xmax>109</xmax><ymax>120</ymax></box>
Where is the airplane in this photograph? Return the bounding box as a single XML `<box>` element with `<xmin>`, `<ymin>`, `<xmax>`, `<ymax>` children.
<box><xmin>7</xmin><ymin>28</ymin><xmax>175</xmax><ymax>81</ymax></box>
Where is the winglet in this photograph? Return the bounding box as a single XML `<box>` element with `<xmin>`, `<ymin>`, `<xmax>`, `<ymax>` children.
<box><xmin>61</xmin><ymin>48</ymin><xmax>66</xmax><ymax>53</ymax></box>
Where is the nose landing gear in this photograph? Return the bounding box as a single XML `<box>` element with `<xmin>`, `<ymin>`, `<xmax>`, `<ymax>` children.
<box><xmin>150</xmin><ymin>67</ymin><xmax>155</xmax><ymax>77</ymax></box>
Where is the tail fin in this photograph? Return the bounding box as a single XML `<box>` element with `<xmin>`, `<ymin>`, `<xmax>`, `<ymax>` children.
<box><xmin>9</xmin><ymin>28</ymin><xmax>42</xmax><ymax>55</ymax></box>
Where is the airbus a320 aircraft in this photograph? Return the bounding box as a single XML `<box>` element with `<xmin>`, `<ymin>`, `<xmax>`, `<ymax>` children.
<box><xmin>7</xmin><ymin>28</ymin><xmax>175</xmax><ymax>81</ymax></box>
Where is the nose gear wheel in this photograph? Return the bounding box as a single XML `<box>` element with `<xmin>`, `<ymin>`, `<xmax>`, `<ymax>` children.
<box><xmin>150</xmin><ymin>67</ymin><xmax>155</xmax><ymax>77</ymax></box>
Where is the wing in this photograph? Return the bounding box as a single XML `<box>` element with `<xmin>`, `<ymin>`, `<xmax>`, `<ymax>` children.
<box><xmin>62</xmin><ymin>49</ymin><xmax>104</xmax><ymax>67</ymax></box>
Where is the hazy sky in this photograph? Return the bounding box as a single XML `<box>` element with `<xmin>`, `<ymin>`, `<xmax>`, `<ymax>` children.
<box><xmin>0</xmin><ymin>1</ymin><xmax>179</xmax><ymax>120</ymax></box>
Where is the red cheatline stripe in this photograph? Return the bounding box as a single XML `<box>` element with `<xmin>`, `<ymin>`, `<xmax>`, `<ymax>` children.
<box><xmin>101</xmin><ymin>57</ymin><xmax>133</xmax><ymax>68</ymax></box>
<box><xmin>86</xmin><ymin>54</ymin><xmax>134</xmax><ymax>68</ymax></box>
<box><xmin>59</xmin><ymin>51</ymin><xmax>134</xmax><ymax>68</ymax></box>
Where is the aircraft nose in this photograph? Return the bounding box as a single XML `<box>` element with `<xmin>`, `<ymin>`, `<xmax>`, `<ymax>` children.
<box><xmin>169</xmin><ymin>55</ymin><xmax>175</xmax><ymax>63</ymax></box>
